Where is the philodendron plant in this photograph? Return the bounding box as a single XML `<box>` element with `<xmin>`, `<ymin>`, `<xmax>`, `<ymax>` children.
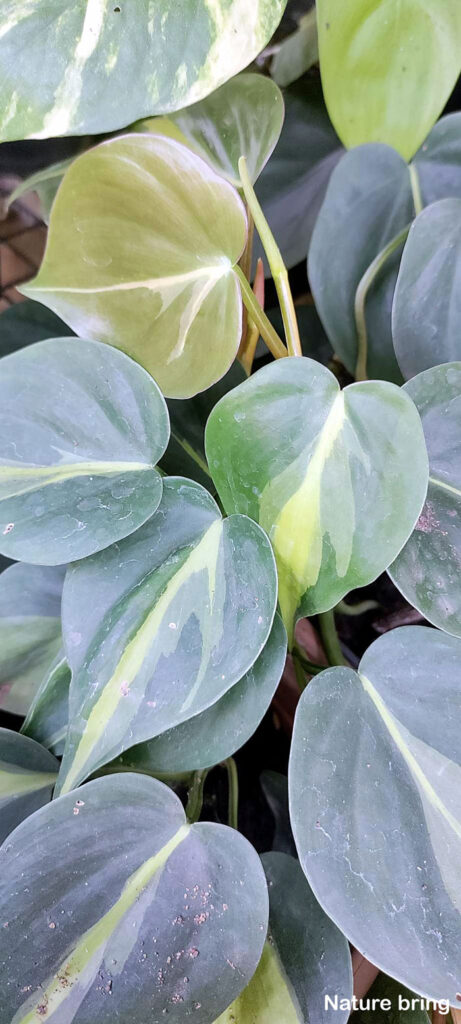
<box><xmin>1</xmin><ymin>2</ymin><xmax>461</xmax><ymax>1022</ymax></box>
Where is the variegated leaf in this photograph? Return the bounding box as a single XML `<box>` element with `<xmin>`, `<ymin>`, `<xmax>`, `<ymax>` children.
<box><xmin>21</xmin><ymin>651</ymin><xmax>71</xmax><ymax>756</ymax></box>
<box><xmin>389</xmin><ymin>363</ymin><xmax>461</xmax><ymax>638</ymax></box>
<box><xmin>0</xmin><ymin>338</ymin><xmax>169</xmax><ymax>565</ymax></box>
<box><xmin>215</xmin><ymin>852</ymin><xmax>352</xmax><ymax>1023</ymax></box>
<box><xmin>112</xmin><ymin>615</ymin><xmax>287</xmax><ymax>775</ymax></box>
<box><xmin>0</xmin><ymin>728</ymin><xmax>58</xmax><ymax>843</ymax></box>
<box><xmin>289</xmin><ymin>626</ymin><xmax>461</xmax><ymax>1005</ymax></box>
<box><xmin>57</xmin><ymin>477</ymin><xmax>277</xmax><ymax>794</ymax></box>
<box><xmin>0</xmin><ymin>563</ymin><xmax>65</xmax><ymax>716</ymax></box>
<box><xmin>0</xmin><ymin>773</ymin><xmax>268</xmax><ymax>1023</ymax></box>
<box><xmin>22</xmin><ymin>135</ymin><xmax>248</xmax><ymax>399</ymax></box>
<box><xmin>135</xmin><ymin>73</ymin><xmax>284</xmax><ymax>188</ymax></box>
<box><xmin>205</xmin><ymin>357</ymin><xmax>428</xmax><ymax>642</ymax></box>
<box><xmin>0</xmin><ymin>0</ymin><xmax>287</xmax><ymax>141</ymax></box>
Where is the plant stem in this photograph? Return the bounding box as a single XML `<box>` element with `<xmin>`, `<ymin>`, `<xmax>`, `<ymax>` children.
<box><xmin>408</xmin><ymin>163</ymin><xmax>423</xmax><ymax>216</ymax></box>
<box><xmin>293</xmin><ymin>642</ymin><xmax>325</xmax><ymax>677</ymax></box>
<box><xmin>238</xmin><ymin>208</ymin><xmax>255</xmax><ymax>352</ymax></box>
<box><xmin>185</xmin><ymin>769</ymin><xmax>209</xmax><ymax>824</ymax></box>
<box><xmin>336</xmin><ymin>598</ymin><xmax>380</xmax><ymax>616</ymax></box>
<box><xmin>234</xmin><ymin>264</ymin><xmax>287</xmax><ymax>360</ymax></box>
<box><xmin>224</xmin><ymin>758</ymin><xmax>239</xmax><ymax>830</ymax></box>
<box><xmin>238</xmin><ymin>156</ymin><xmax>302</xmax><ymax>358</ymax></box>
<box><xmin>354</xmin><ymin>224</ymin><xmax>411</xmax><ymax>382</ymax></box>
<box><xmin>318</xmin><ymin>609</ymin><xmax>347</xmax><ymax>667</ymax></box>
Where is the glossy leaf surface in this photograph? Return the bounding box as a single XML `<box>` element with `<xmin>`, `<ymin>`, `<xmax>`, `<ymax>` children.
<box><xmin>113</xmin><ymin>615</ymin><xmax>286</xmax><ymax>775</ymax></box>
<box><xmin>389</xmin><ymin>363</ymin><xmax>461</xmax><ymax>637</ymax></box>
<box><xmin>0</xmin><ymin>338</ymin><xmax>169</xmax><ymax>564</ymax></box>
<box><xmin>0</xmin><ymin>299</ymin><xmax>73</xmax><ymax>357</ymax></box>
<box><xmin>216</xmin><ymin>852</ymin><xmax>352</xmax><ymax>1023</ymax></box>
<box><xmin>0</xmin><ymin>728</ymin><xmax>58</xmax><ymax>843</ymax></box>
<box><xmin>0</xmin><ymin>563</ymin><xmax>65</xmax><ymax>716</ymax></box>
<box><xmin>317</xmin><ymin>0</ymin><xmax>461</xmax><ymax>160</ymax></box>
<box><xmin>0</xmin><ymin>0</ymin><xmax>287</xmax><ymax>141</ymax></box>
<box><xmin>23</xmin><ymin>135</ymin><xmax>248</xmax><ymax>399</ymax></box>
<box><xmin>310</xmin><ymin>116</ymin><xmax>461</xmax><ymax>381</ymax></box>
<box><xmin>21</xmin><ymin>652</ymin><xmax>71</xmax><ymax>756</ymax></box>
<box><xmin>290</xmin><ymin>626</ymin><xmax>461</xmax><ymax>1004</ymax></box>
<box><xmin>58</xmin><ymin>477</ymin><xmax>277</xmax><ymax>794</ymax></box>
<box><xmin>138</xmin><ymin>74</ymin><xmax>284</xmax><ymax>187</ymax></box>
<box><xmin>393</xmin><ymin>199</ymin><xmax>461</xmax><ymax>378</ymax></box>
<box><xmin>0</xmin><ymin>773</ymin><xmax>268</xmax><ymax>1023</ymax></box>
<box><xmin>206</xmin><ymin>358</ymin><xmax>428</xmax><ymax>640</ymax></box>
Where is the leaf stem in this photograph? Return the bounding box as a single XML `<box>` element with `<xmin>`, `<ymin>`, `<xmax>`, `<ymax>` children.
<box><xmin>317</xmin><ymin>609</ymin><xmax>347</xmax><ymax>667</ymax></box>
<box><xmin>234</xmin><ymin>264</ymin><xmax>287</xmax><ymax>360</ymax></box>
<box><xmin>223</xmin><ymin>757</ymin><xmax>239</xmax><ymax>830</ymax></box>
<box><xmin>185</xmin><ymin>769</ymin><xmax>209</xmax><ymax>824</ymax></box>
<box><xmin>354</xmin><ymin>224</ymin><xmax>411</xmax><ymax>381</ymax></box>
<box><xmin>238</xmin><ymin>156</ymin><xmax>302</xmax><ymax>358</ymax></box>
<box><xmin>408</xmin><ymin>163</ymin><xmax>423</xmax><ymax>216</ymax></box>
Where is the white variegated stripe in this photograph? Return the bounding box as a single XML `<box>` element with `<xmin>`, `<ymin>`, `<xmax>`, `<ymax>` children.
<box><xmin>0</xmin><ymin>767</ymin><xmax>57</xmax><ymax>798</ymax></box>
<box><xmin>428</xmin><ymin>475</ymin><xmax>461</xmax><ymax>499</ymax></box>
<box><xmin>186</xmin><ymin>0</ymin><xmax>272</xmax><ymax>107</ymax></box>
<box><xmin>0</xmin><ymin>459</ymin><xmax>153</xmax><ymax>500</ymax></box>
<box><xmin>13</xmin><ymin>823</ymin><xmax>190</xmax><ymax>1024</ymax></box>
<box><xmin>59</xmin><ymin>519</ymin><xmax>223</xmax><ymax>794</ymax></box>
<box><xmin>25</xmin><ymin>262</ymin><xmax>230</xmax><ymax>297</ymax></box>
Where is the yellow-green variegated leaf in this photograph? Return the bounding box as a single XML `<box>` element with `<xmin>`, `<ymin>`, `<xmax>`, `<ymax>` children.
<box><xmin>57</xmin><ymin>477</ymin><xmax>277</xmax><ymax>795</ymax></box>
<box><xmin>0</xmin><ymin>773</ymin><xmax>269</xmax><ymax>1023</ymax></box>
<box><xmin>0</xmin><ymin>728</ymin><xmax>58</xmax><ymax>843</ymax></box>
<box><xmin>0</xmin><ymin>563</ymin><xmax>65</xmax><ymax>716</ymax></box>
<box><xmin>22</xmin><ymin>134</ymin><xmax>248</xmax><ymax>399</ymax></box>
<box><xmin>0</xmin><ymin>1</ymin><xmax>287</xmax><ymax>142</ymax></box>
<box><xmin>135</xmin><ymin>73</ymin><xmax>285</xmax><ymax>188</ymax></box>
<box><xmin>289</xmin><ymin>626</ymin><xmax>461</xmax><ymax>1005</ymax></box>
<box><xmin>317</xmin><ymin>0</ymin><xmax>461</xmax><ymax>162</ymax></box>
<box><xmin>0</xmin><ymin>338</ymin><xmax>169</xmax><ymax>565</ymax></box>
<box><xmin>215</xmin><ymin>852</ymin><xmax>352</xmax><ymax>1024</ymax></box>
<box><xmin>21</xmin><ymin>651</ymin><xmax>71</xmax><ymax>756</ymax></box>
<box><xmin>205</xmin><ymin>357</ymin><xmax>428</xmax><ymax>642</ymax></box>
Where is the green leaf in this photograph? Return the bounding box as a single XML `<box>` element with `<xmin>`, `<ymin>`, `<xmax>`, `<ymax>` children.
<box><xmin>112</xmin><ymin>615</ymin><xmax>286</xmax><ymax>775</ymax></box>
<box><xmin>215</xmin><ymin>852</ymin><xmax>352</xmax><ymax>1023</ymax></box>
<box><xmin>136</xmin><ymin>73</ymin><xmax>284</xmax><ymax>188</ymax></box>
<box><xmin>393</xmin><ymin>199</ymin><xmax>461</xmax><ymax>378</ymax></box>
<box><xmin>0</xmin><ymin>299</ymin><xmax>73</xmax><ymax>357</ymax></box>
<box><xmin>0</xmin><ymin>563</ymin><xmax>65</xmax><ymax>716</ymax></box>
<box><xmin>0</xmin><ymin>728</ymin><xmax>58</xmax><ymax>843</ymax></box>
<box><xmin>271</xmin><ymin>8</ymin><xmax>318</xmax><ymax>88</ymax></box>
<box><xmin>0</xmin><ymin>772</ymin><xmax>268</xmax><ymax>1022</ymax></box>
<box><xmin>58</xmin><ymin>477</ymin><xmax>277</xmax><ymax>794</ymax></box>
<box><xmin>21</xmin><ymin>652</ymin><xmax>71</xmax><ymax>756</ymax></box>
<box><xmin>350</xmin><ymin>974</ymin><xmax>432</xmax><ymax>1023</ymax></box>
<box><xmin>0</xmin><ymin>0</ymin><xmax>287</xmax><ymax>141</ymax></box>
<box><xmin>254</xmin><ymin>77</ymin><xmax>343</xmax><ymax>271</ymax></box>
<box><xmin>0</xmin><ymin>337</ymin><xmax>169</xmax><ymax>564</ymax></box>
<box><xmin>289</xmin><ymin>625</ymin><xmax>461</xmax><ymax>1004</ymax></box>
<box><xmin>22</xmin><ymin>134</ymin><xmax>248</xmax><ymax>399</ymax></box>
<box><xmin>389</xmin><ymin>363</ymin><xmax>461</xmax><ymax>638</ymax></box>
<box><xmin>162</xmin><ymin>362</ymin><xmax>246</xmax><ymax>490</ymax></box>
<box><xmin>310</xmin><ymin>118</ymin><xmax>461</xmax><ymax>381</ymax></box>
<box><xmin>3</xmin><ymin>158</ymin><xmax>74</xmax><ymax>224</ymax></box>
<box><xmin>317</xmin><ymin>0</ymin><xmax>461</xmax><ymax>161</ymax></box>
<box><xmin>205</xmin><ymin>357</ymin><xmax>428</xmax><ymax>641</ymax></box>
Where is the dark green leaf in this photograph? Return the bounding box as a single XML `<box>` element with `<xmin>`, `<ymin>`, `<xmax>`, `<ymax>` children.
<box><xmin>0</xmin><ymin>728</ymin><xmax>58</xmax><ymax>843</ymax></box>
<box><xmin>0</xmin><ymin>299</ymin><xmax>73</xmax><ymax>357</ymax></box>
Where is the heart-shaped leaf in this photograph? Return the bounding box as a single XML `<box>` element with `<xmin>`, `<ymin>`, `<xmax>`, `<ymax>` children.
<box><xmin>137</xmin><ymin>73</ymin><xmax>284</xmax><ymax>188</ymax></box>
<box><xmin>215</xmin><ymin>851</ymin><xmax>352</xmax><ymax>1023</ymax></box>
<box><xmin>389</xmin><ymin>363</ymin><xmax>461</xmax><ymax>637</ymax></box>
<box><xmin>0</xmin><ymin>563</ymin><xmax>65</xmax><ymax>716</ymax></box>
<box><xmin>0</xmin><ymin>728</ymin><xmax>58</xmax><ymax>843</ymax></box>
<box><xmin>317</xmin><ymin>0</ymin><xmax>461</xmax><ymax>161</ymax></box>
<box><xmin>393</xmin><ymin>199</ymin><xmax>461</xmax><ymax>378</ymax></box>
<box><xmin>21</xmin><ymin>652</ymin><xmax>71</xmax><ymax>756</ymax></box>
<box><xmin>0</xmin><ymin>337</ymin><xmax>169</xmax><ymax>564</ymax></box>
<box><xmin>0</xmin><ymin>0</ymin><xmax>287</xmax><ymax>141</ymax></box>
<box><xmin>0</xmin><ymin>299</ymin><xmax>73</xmax><ymax>357</ymax></box>
<box><xmin>289</xmin><ymin>626</ymin><xmax>461</xmax><ymax>1004</ymax></box>
<box><xmin>0</xmin><ymin>773</ymin><xmax>268</xmax><ymax>1023</ymax></box>
<box><xmin>112</xmin><ymin>615</ymin><xmax>286</xmax><ymax>776</ymax></box>
<box><xmin>205</xmin><ymin>358</ymin><xmax>428</xmax><ymax>641</ymax></box>
<box><xmin>58</xmin><ymin>477</ymin><xmax>277</xmax><ymax>794</ymax></box>
<box><xmin>310</xmin><ymin>115</ymin><xmax>461</xmax><ymax>381</ymax></box>
<box><xmin>22</xmin><ymin>135</ymin><xmax>248</xmax><ymax>399</ymax></box>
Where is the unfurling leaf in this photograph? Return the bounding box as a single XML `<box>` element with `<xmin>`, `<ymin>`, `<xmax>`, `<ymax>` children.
<box><xmin>57</xmin><ymin>477</ymin><xmax>277</xmax><ymax>794</ymax></box>
<box><xmin>0</xmin><ymin>728</ymin><xmax>58</xmax><ymax>843</ymax></box>
<box><xmin>0</xmin><ymin>338</ymin><xmax>169</xmax><ymax>564</ymax></box>
<box><xmin>22</xmin><ymin>135</ymin><xmax>248</xmax><ymax>399</ymax></box>
<box><xmin>205</xmin><ymin>358</ymin><xmax>428</xmax><ymax>641</ymax></box>
<box><xmin>289</xmin><ymin>626</ymin><xmax>461</xmax><ymax>1004</ymax></box>
<box><xmin>0</xmin><ymin>773</ymin><xmax>269</xmax><ymax>1023</ymax></box>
